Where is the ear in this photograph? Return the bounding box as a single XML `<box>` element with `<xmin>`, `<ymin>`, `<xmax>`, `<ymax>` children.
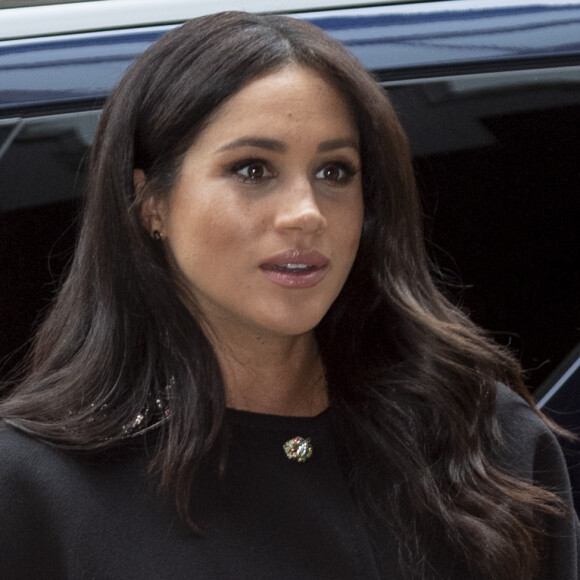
<box><xmin>135</xmin><ymin>169</ymin><xmax>165</xmax><ymax>237</ymax></box>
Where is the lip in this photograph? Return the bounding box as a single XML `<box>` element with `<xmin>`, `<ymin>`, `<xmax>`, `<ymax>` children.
<box><xmin>259</xmin><ymin>250</ymin><xmax>329</xmax><ymax>289</ymax></box>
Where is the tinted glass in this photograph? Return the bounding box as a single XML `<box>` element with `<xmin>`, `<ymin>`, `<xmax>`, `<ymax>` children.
<box><xmin>386</xmin><ymin>66</ymin><xmax>580</xmax><ymax>389</ymax></box>
<box><xmin>0</xmin><ymin>111</ymin><xmax>99</xmax><ymax>371</ymax></box>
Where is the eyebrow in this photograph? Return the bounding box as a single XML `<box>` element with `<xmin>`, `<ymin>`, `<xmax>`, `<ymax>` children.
<box><xmin>217</xmin><ymin>136</ymin><xmax>359</xmax><ymax>154</ymax></box>
<box><xmin>217</xmin><ymin>138</ymin><xmax>286</xmax><ymax>153</ymax></box>
<box><xmin>317</xmin><ymin>138</ymin><xmax>359</xmax><ymax>153</ymax></box>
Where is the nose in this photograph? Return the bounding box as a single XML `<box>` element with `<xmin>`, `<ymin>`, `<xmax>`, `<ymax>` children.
<box><xmin>274</xmin><ymin>177</ymin><xmax>327</xmax><ymax>234</ymax></box>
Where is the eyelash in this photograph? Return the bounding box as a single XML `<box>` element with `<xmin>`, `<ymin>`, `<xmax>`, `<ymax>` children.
<box><xmin>230</xmin><ymin>159</ymin><xmax>359</xmax><ymax>186</ymax></box>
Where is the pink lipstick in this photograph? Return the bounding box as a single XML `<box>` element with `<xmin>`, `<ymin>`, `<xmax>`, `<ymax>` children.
<box><xmin>260</xmin><ymin>250</ymin><xmax>329</xmax><ymax>289</ymax></box>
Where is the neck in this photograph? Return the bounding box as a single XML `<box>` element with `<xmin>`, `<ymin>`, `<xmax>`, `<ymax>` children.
<box><xmin>210</xmin><ymin>330</ymin><xmax>327</xmax><ymax>417</ymax></box>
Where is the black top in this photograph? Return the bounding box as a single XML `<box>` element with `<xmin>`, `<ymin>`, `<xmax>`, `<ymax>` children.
<box><xmin>0</xmin><ymin>384</ymin><xmax>578</xmax><ymax>579</ymax></box>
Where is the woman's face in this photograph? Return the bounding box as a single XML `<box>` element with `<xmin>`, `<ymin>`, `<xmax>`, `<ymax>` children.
<box><xmin>142</xmin><ymin>65</ymin><xmax>363</xmax><ymax>342</ymax></box>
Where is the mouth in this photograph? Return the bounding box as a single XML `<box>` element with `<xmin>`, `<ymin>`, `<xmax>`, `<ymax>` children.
<box><xmin>265</xmin><ymin>263</ymin><xmax>316</xmax><ymax>272</ymax></box>
<box><xmin>259</xmin><ymin>250</ymin><xmax>329</xmax><ymax>289</ymax></box>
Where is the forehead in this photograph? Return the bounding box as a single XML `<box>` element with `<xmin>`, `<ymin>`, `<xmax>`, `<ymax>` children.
<box><xmin>198</xmin><ymin>65</ymin><xmax>358</xmax><ymax>142</ymax></box>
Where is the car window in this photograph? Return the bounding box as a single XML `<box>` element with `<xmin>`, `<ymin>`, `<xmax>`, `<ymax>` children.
<box><xmin>385</xmin><ymin>65</ymin><xmax>580</xmax><ymax>389</ymax></box>
<box><xmin>0</xmin><ymin>110</ymin><xmax>99</xmax><ymax>370</ymax></box>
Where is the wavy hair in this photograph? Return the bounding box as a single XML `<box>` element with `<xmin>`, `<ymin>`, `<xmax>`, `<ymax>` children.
<box><xmin>0</xmin><ymin>11</ymin><xmax>564</xmax><ymax>578</ymax></box>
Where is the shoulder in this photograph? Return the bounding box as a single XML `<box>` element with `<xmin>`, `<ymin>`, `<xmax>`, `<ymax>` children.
<box><xmin>0</xmin><ymin>419</ymin><xmax>59</xmax><ymax>454</ymax></box>
<box><xmin>0</xmin><ymin>422</ymin><xmax>73</xmax><ymax>577</ymax></box>
<box><xmin>0</xmin><ymin>421</ymin><xmax>86</xmax><ymax>523</ymax></box>
<box><xmin>0</xmin><ymin>421</ymin><xmax>77</xmax><ymax>487</ymax></box>
<box><xmin>494</xmin><ymin>384</ymin><xmax>580</xmax><ymax>579</ymax></box>
<box><xmin>493</xmin><ymin>383</ymin><xmax>567</xmax><ymax>487</ymax></box>
<box><xmin>0</xmin><ymin>422</ymin><xmax>152</xmax><ymax>578</ymax></box>
<box><xmin>0</xmin><ymin>421</ymin><xmax>61</xmax><ymax>481</ymax></box>
<box><xmin>494</xmin><ymin>381</ymin><xmax>550</xmax><ymax>447</ymax></box>
<box><xmin>0</xmin><ymin>421</ymin><xmax>147</xmax><ymax>496</ymax></box>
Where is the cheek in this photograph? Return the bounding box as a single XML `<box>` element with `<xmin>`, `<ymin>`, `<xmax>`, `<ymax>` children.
<box><xmin>175</xmin><ymin>219</ymin><xmax>238</xmax><ymax>270</ymax></box>
<box><xmin>166</xmin><ymin>193</ymin><xmax>258</xmax><ymax>270</ymax></box>
<box><xmin>340</xmin><ymin>200</ymin><xmax>364</xmax><ymax>252</ymax></box>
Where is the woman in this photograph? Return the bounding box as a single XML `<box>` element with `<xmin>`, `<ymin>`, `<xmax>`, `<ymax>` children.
<box><xmin>0</xmin><ymin>11</ymin><xmax>577</xmax><ymax>580</ymax></box>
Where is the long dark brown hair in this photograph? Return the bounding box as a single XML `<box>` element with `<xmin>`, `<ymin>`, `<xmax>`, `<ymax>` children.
<box><xmin>0</xmin><ymin>11</ymin><xmax>566</xmax><ymax>578</ymax></box>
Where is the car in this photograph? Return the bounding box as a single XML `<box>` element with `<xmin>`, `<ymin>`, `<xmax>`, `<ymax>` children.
<box><xmin>1</xmin><ymin>0</ymin><xmax>579</xmax><ymax>498</ymax></box>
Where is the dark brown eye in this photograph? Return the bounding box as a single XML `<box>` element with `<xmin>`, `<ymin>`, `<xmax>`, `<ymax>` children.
<box><xmin>246</xmin><ymin>163</ymin><xmax>264</xmax><ymax>180</ymax></box>
<box><xmin>320</xmin><ymin>165</ymin><xmax>342</xmax><ymax>181</ymax></box>
<box><xmin>235</xmin><ymin>161</ymin><xmax>273</xmax><ymax>182</ymax></box>
<box><xmin>316</xmin><ymin>162</ymin><xmax>355</xmax><ymax>184</ymax></box>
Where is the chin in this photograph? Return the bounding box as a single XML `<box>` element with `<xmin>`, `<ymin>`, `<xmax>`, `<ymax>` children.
<box><xmin>257</xmin><ymin>311</ymin><xmax>327</xmax><ymax>339</ymax></box>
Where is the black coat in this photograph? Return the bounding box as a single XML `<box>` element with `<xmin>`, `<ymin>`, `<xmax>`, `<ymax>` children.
<box><xmin>0</xmin><ymin>384</ymin><xmax>577</xmax><ymax>579</ymax></box>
